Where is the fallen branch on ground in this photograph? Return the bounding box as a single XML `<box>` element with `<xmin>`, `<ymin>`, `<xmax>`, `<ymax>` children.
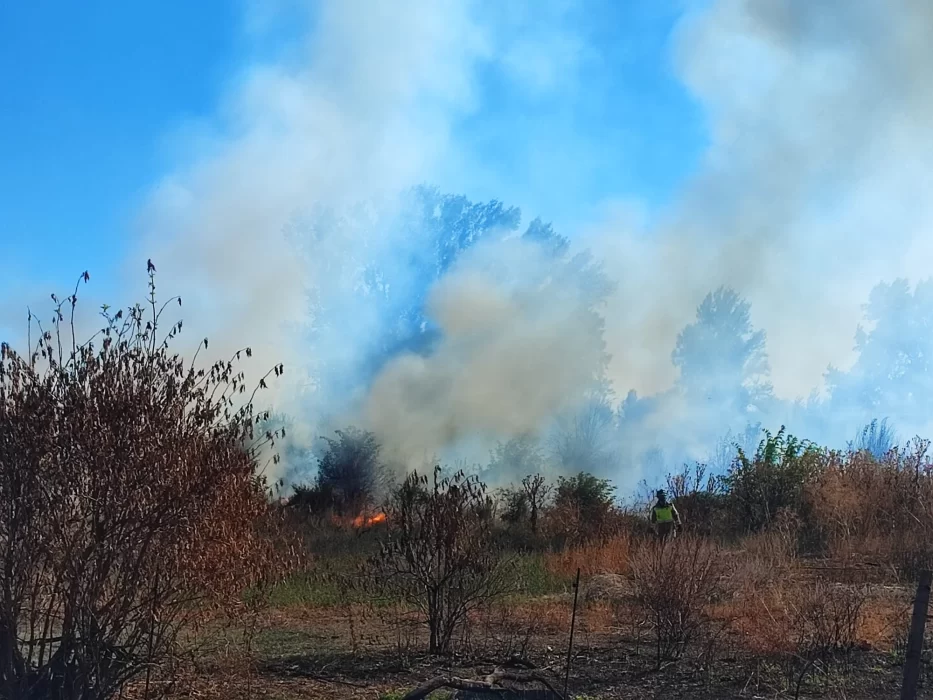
<box><xmin>401</xmin><ymin>669</ymin><xmax>565</xmax><ymax>700</ymax></box>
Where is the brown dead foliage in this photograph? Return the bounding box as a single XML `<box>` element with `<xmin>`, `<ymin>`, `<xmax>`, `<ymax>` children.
<box><xmin>545</xmin><ymin>533</ymin><xmax>633</xmax><ymax>579</ymax></box>
<box><xmin>0</xmin><ymin>270</ymin><xmax>297</xmax><ymax>699</ymax></box>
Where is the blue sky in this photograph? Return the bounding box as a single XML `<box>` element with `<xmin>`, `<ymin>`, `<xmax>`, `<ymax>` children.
<box><xmin>1</xmin><ymin>2</ymin><xmax>242</xmax><ymax>295</ymax></box>
<box><xmin>0</xmin><ymin>1</ymin><xmax>703</xmax><ymax>308</ymax></box>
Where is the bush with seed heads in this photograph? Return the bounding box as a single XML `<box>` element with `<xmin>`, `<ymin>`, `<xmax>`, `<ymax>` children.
<box><xmin>0</xmin><ymin>269</ymin><xmax>294</xmax><ymax>700</ymax></box>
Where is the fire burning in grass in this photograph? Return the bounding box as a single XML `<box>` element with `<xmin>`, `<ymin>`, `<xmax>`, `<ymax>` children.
<box><xmin>352</xmin><ymin>511</ymin><xmax>386</xmax><ymax>528</ymax></box>
<box><xmin>330</xmin><ymin>511</ymin><xmax>387</xmax><ymax>529</ymax></box>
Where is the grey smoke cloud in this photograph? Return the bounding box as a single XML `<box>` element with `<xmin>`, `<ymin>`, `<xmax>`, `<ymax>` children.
<box><xmin>98</xmin><ymin>0</ymin><xmax>933</xmax><ymax>482</ymax></box>
<box><xmin>364</xmin><ymin>236</ymin><xmax>607</xmax><ymax>468</ymax></box>
<box><xmin>133</xmin><ymin>0</ymin><xmax>493</xmax><ymax>479</ymax></box>
<box><xmin>593</xmin><ymin>0</ymin><xmax>933</xmax><ymax>406</ymax></box>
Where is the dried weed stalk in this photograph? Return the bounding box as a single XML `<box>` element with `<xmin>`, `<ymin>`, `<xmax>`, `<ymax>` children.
<box><xmin>0</xmin><ymin>270</ymin><xmax>295</xmax><ymax>699</ymax></box>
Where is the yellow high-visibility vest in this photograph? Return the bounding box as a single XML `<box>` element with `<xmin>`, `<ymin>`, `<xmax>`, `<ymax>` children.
<box><xmin>654</xmin><ymin>505</ymin><xmax>674</xmax><ymax>523</ymax></box>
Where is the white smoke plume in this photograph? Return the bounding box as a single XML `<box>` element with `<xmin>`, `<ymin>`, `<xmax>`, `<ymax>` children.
<box><xmin>364</xmin><ymin>236</ymin><xmax>607</xmax><ymax>468</ymax></box>
<box><xmin>597</xmin><ymin>0</ymin><xmax>933</xmax><ymax>405</ymax></box>
<box><xmin>8</xmin><ymin>0</ymin><xmax>925</xmax><ymax>485</ymax></box>
<box><xmin>132</xmin><ymin>0</ymin><xmax>493</xmax><ymax>479</ymax></box>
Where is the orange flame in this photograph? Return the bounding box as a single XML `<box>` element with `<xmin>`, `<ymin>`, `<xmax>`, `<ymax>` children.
<box><xmin>331</xmin><ymin>511</ymin><xmax>387</xmax><ymax>529</ymax></box>
<box><xmin>352</xmin><ymin>511</ymin><xmax>387</xmax><ymax>528</ymax></box>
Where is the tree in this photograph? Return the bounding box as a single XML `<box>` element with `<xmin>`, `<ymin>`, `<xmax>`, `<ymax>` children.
<box><xmin>306</xmin><ymin>188</ymin><xmax>614</xmax><ymax>425</ymax></box>
<box><xmin>827</xmin><ymin>278</ymin><xmax>933</xmax><ymax>431</ymax></box>
<box><xmin>347</xmin><ymin>188</ymin><xmax>524</xmax><ymax>389</ymax></box>
<box><xmin>550</xmin><ymin>397</ymin><xmax>618</xmax><ymax>478</ymax></box>
<box><xmin>422</xmin><ymin>187</ymin><xmax>522</xmax><ymax>276</ymax></box>
<box><xmin>520</xmin><ymin>474</ymin><xmax>551</xmax><ymax>537</ymax></box>
<box><xmin>498</xmin><ymin>473</ymin><xmax>551</xmax><ymax>536</ymax></box>
<box><xmin>0</xmin><ymin>270</ymin><xmax>291</xmax><ymax>699</ymax></box>
<box><xmin>314</xmin><ymin>427</ymin><xmax>386</xmax><ymax>515</ymax></box>
<box><xmin>499</xmin><ymin>485</ymin><xmax>529</xmax><ymax>527</ymax></box>
<box><xmin>485</xmin><ymin>435</ymin><xmax>545</xmax><ymax>484</ymax></box>
<box><xmin>371</xmin><ymin>468</ymin><xmax>514</xmax><ymax>655</ymax></box>
<box><xmin>522</xmin><ymin>217</ymin><xmax>569</xmax><ymax>257</ymax></box>
<box><xmin>672</xmin><ymin>287</ymin><xmax>771</xmax><ymax>413</ymax></box>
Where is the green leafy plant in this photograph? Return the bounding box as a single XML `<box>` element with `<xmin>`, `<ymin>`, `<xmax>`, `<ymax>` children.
<box><xmin>724</xmin><ymin>426</ymin><xmax>823</xmax><ymax>534</ymax></box>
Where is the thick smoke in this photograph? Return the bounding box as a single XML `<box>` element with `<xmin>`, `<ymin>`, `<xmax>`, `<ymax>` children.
<box><xmin>132</xmin><ymin>0</ymin><xmax>491</xmax><ymax>479</ymax></box>
<box><xmin>364</xmin><ymin>235</ymin><xmax>607</xmax><ymax>469</ymax></box>
<box><xmin>596</xmin><ymin>0</ymin><xmax>933</xmax><ymax>401</ymax></box>
<box><xmin>105</xmin><ymin>0</ymin><xmax>933</xmax><ymax>486</ymax></box>
<box><xmin>563</xmin><ymin>0</ymin><xmax>933</xmax><ymax>482</ymax></box>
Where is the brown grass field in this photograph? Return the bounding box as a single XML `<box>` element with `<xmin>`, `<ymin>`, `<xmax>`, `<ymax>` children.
<box><xmin>120</xmin><ymin>530</ymin><xmax>930</xmax><ymax>700</ymax></box>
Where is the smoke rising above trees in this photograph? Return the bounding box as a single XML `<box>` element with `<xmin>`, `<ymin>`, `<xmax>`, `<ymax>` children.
<box><xmin>284</xmin><ymin>185</ymin><xmax>933</xmax><ymax>490</ymax></box>
<box><xmin>47</xmin><ymin>0</ymin><xmax>932</xmax><ymax>487</ymax></box>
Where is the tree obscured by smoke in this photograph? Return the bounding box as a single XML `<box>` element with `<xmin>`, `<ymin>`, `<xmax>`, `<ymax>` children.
<box><xmin>352</xmin><ymin>194</ymin><xmax>614</xmax><ymax>471</ymax></box>
<box><xmin>673</xmin><ymin>287</ymin><xmax>771</xmax><ymax>411</ymax></box>
<box><xmin>306</xmin><ymin>187</ymin><xmax>524</xmax><ymax>418</ymax></box>
<box><xmin>550</xmin><ymin>397</ymin><xmax>618</xmax><ymax>479</ymax></box>
<box><xmin>295</xmin><ymin>177</ymin><xmax>933</xmax><ymax>490</ymax></box>
<box><xmin>827</xmin><ymin>279</ymin><xmax>933</xmax><ymax>437</ymax></box>
<box><xmin>290</xmin><ymin>427</ymin><xmax>387</xmax><ymax>516</ymax></box>
<box><xmin>127</xmin><ymin>0</ymin><xmax>933</xmax><ymax>491</ymax></box>
<box><xmin>485</xmin><ymin>435</ymin><xmax>546</xmax><ymax>485</ymax></box>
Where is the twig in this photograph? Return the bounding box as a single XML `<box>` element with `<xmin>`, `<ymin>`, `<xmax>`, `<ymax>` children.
<box><xmin>793</xmin><ymin>657</ymin><xmax>818</xmax><ymax>700</ymax></box>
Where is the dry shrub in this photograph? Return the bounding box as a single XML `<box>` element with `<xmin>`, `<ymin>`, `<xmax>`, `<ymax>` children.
<box><xmin>736</xmin><ymin>575</ymin><xmax>868</xmax><ymax>662</ymax></box>
<box><xmin>741</xmin><ymin>529</ymin><xmax>795</xmax><ymax>571</ymax></box>
<box><xmin>628</xmin><ymin>535</ymin><xmax>731</xmax><ymax>665</ymax></box>
<box><xmin>732</xmin><ymin>583</ymin><xmax>796</xmax><ymax>657</ymax></box>
<box><xmin>724</xmin><ymin>427</ymin><xmax>823</xmax><ymax>534</ymax></box>
<box><xmin>665</xmin><ymin>463</ymin><xmax>729</xmax><ymax>537</ymax></box>
<box><xmin>806</xmin><ymin>444</ymin><xmax>933</xmax><ymax>578</ymax></box>
<box><xmin>370</xmin><ymin>467</ymin><xmax>516</xmax><ymax>655</ymax></box>
<box><xmin>463</xmin><ymin>600</ymin><xmax>544</xmax><ymax>660</ymax></box>
<box><xmin>0</xmin><ymin>271</ymin><xmax>295</xmax><ymax>700</ymax></box>
<box><xmin>371</xmin><ymin>602</ymin><xmax>423</xmax><ymax>661</ymax></box>
<box><xmin>543</xmin><ymin>472</ymin><xmax>617</xmax><ymax>546</ymax></box>
<box><xmin>733</xmin><ymin>509</ymin><xmax>800</xmax><ymax>591</ymax></box>
<box><xmin>544</xmin><ymin>533</ymin><xmax>632</xmax><ymax>579</ymax></box>
<box><xmin>793</xmin><ymin>580</ymin><xmax>867</xmax><ymax>659</ymax></box>
<box><xmin>579</xmin><ymin>600</ymin><xmax>617</xmax><ymax>639</ymax></box>
<box><xmin>503</xmin><ymin>598</ymin><xmax>571</xmax><ymax>637</ymax></box>
<box><xmin>858</xmin><ymin>593</ymin><xmax>911</xmax><ymax>653</ymax></box>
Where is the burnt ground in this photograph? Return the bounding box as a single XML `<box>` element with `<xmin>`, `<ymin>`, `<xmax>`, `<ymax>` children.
<box><xmin>251</xmin><ymin>644</ymin><xmax>916</xmax><ymax>699</ymax></box>
<box><xmin>126</xmin><ymin>602</ymin><xmax>933</xmax><ymax>700</ymax></box>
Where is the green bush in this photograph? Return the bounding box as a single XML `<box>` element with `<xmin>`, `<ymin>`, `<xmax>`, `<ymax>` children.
<box><xmin>723</xmin><ymin>426</ymin><xmax>823</xmax><ymax>534</ymax></box>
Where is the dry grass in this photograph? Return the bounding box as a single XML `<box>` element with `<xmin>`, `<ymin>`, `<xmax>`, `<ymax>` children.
<box><xmin>86</xmin><ymin>441</ymin><xmax>933</xmax><ymax>696</ymax></box>
<box><xmin>544</xmin><ymin>533</ymin><xmax>633</xmax><ymax>578</ymax></box>
<box><xmin>626</xmin><ymin>535</ymin><xmax>732</xmax><ymax>663</ymax></box>
<box><xmin>726</xmin><ymin>569</ymin><xmax>909</xmax><ymax>661</ymax></box>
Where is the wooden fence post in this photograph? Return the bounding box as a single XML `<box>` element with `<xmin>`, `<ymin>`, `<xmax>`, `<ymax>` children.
<box><xmin>901</xmin><ymin>569</ymin><xmax>932</xmax><ymax>700</ymax></box>
<box><xmin>564</xmin><ymin>568</ymin><xmax>581</xmax><ymax>698</ymax></box>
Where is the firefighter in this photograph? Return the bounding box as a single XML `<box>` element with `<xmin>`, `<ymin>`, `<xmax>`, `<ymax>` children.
<box><xmin>650</xmin><ymin>489</ymin><xmax>681</xmax><ymax>541</ymax></box>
